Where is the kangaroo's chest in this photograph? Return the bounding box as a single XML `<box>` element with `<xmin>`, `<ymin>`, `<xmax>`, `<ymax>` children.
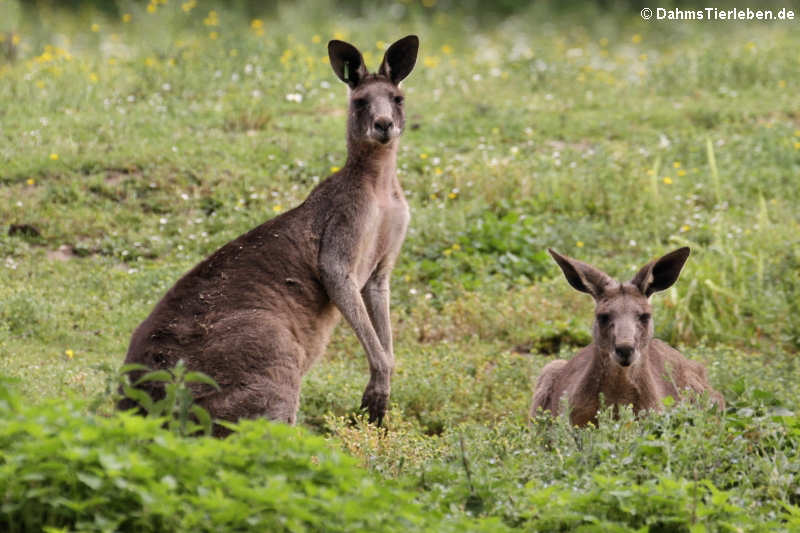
<box><xmin>594</xmin><ymin>362</ymin><xmax>668</xmax><ymax>413</ymax></box>
<box><xmin>354</xmin><ymin>191</ymin><xmax>409</xmax><ymax>285</ymax></box>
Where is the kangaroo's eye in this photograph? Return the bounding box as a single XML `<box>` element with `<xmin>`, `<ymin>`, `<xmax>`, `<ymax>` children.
<box><xmin>353</xmin><ymin>98</ymin><xmax>368</xmax><ymax>108</ymax></box>
<box><xmin>394</xmin><ymin>95</ymin><xmax>404</xmax><ymax>105</ymax></box>
<box><xmin>639</xmin><ymin>313</ymin><xmax>651</xmax><ymax>323</ymax></box>
<box><xmin>596</xmin><ymin>313</ymin><xmax>610</xmax><ymax>325</ymax></box>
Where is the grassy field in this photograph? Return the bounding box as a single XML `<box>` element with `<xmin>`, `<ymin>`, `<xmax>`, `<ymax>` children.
<box><xmin>1</xmin><ymin>0</ymin><xmax>799</xmax><ymax>530</ymax></box>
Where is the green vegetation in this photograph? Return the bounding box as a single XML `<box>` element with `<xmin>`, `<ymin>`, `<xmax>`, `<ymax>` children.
<box><xmin>0</xmin><ymin>379</ymin><xmax>502</xmax><ymax>532</ymax></box>
<box><xmin>1</xmin><ymin>0</ymin><xmax>798</xmax><ymax>530</ymax></box>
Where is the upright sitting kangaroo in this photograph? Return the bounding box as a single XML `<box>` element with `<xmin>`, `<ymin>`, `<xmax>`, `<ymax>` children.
<box><xmin>119</xmin><ymin>36</ymin><xmax>419</xmax><ymax>434</ymax></box>
<box><xmin>530</xmin><ymin>247</ymin><xmax>724</xmax><ymax>426</ymax></box>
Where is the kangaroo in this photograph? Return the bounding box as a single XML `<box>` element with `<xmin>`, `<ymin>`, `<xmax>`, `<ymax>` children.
<box><xmin>530</xmin><ymin>247</ymin><xmax>724</xmax><ymax>426</ymax></box>
<box><xmin>118</xmin><ymin>35</ymin><xmax>419</xmax><ymax>435</ymax></box>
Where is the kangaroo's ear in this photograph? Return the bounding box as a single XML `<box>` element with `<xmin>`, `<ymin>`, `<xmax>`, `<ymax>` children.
<box><xmin>328</xmin><ymin>40</ymin><xmax>368</xmax><ymax>88</ymax></box>
<box><xmin>631</xmin><ymin>247</ymin><xmax>690</xmax><ymax>297</ymax></box>
<box><xmin>548</xmin><ymin>248</ymin><xmax>613</xmax><ymax>299</ymax></box>
<box><xmin>378</xmin><ymin>35</ymin><xmax>419</xmax><ymax>85</ymax></box>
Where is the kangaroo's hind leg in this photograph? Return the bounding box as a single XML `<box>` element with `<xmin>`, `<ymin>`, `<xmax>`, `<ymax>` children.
<box><xmin>198</xmin><ymin>369</ymin><xmax>302</xmax><ymax>437</ymax></box>
<box><xmin>193</xmin><ymin>316</ymin><xmax>305</xmax><ymax>436</ymax></box>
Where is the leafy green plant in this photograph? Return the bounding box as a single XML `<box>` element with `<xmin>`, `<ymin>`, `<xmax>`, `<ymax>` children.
<box><xmin>459</xmin><ymin>209</ymin><xmax>551</xmax><ymax>283</ymax></box>
<box><xmin>90</xmin><ymin>361</ymin><xmax>221</xmax><ymax>437</ymax></box>
<box><xmin>522</xmin><ymin>474</ymin><xmax>753</xmax><ymax>532</ymax></box>
<box><xmin>0</xmin><ymin>378</ymin><xmax>501</xmax><ymax>533</ymax></box>
<box><xmin>118</xmin><ymin>361</ymin><xmax>220</xmax><ymax>437</ymax></box>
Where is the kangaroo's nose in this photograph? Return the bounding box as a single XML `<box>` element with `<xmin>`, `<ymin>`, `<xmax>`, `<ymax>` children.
<box><xmin>374</xmin><ymin>117</ymin><xmax>393</xmax><ymax>133</ymax></box>
<box><xmin>615</xmin><ymin>345</ymin><xmax>635</xmax><ymax>366</ymax></box>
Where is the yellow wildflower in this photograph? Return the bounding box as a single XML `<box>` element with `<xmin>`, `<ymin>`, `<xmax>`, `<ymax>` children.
<box><xmin>423</xmin><ymin>56</ymin><xmax>440</xmax><ymax>68</ymax></box>
<box><xmin>631</xmin><ymin>34</ymin><xmax>642</xmax><ymax>44</ymax></box>
<box><xmin>209</xmin><ymin>31</ymin><xmax>218</xmax><ymax>40</ymax></box>
<box><xmin>27</xmin><ymin>178</ymin><xmax>35</xmax><ymax>185</ymax></box>
<box><xmin>204</xmin><ymin>10</ymin><xmax>219</xmax><ymax>26</ymax></box>
<box><xmin>122</xmin><ymin>13</ymin><xmax>132</xmax><ymax>23</ymax></box>
<box><xmin>35</xmin><ymin>50</ymin><xmax>54</xmax><ymax>63</ymax></box>
<box><xmin>49</xmin><ymin>153</ymin><xmax>59</xmax><ymax>160</ymax></box>
<box><xmin>91</xmin><ymin>23</ymin><xmax>100</xmax><ymax>32</ymax></box>
<box><xmin>663</xmin><ymin>177</ymin><xmax>673</xmax><ymax>185</ymax></box>
<box><xmin>65</xmin><ymin>349</ymin><xmax>74</xmax><ymax>359</ymax></box>
<box><xmin>330</xmin><ymin>166</ymin><xmax>340</xmax><ymax>173</ymax></box>
<box><xmin>576</xmin><ymin>241</ymin><xmax>584</xmax><ymax>248</ymax></box>
<box><xmin>312</xmin><ymin>35</ymin><xmax>321</xmax><ymax>44</ymax></box>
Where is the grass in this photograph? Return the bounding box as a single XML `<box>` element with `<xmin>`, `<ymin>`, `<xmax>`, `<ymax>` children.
<box><xmin>1</xmin><ymin>0</ymin><xmax>799</xmax><ymax>530</ymax></box>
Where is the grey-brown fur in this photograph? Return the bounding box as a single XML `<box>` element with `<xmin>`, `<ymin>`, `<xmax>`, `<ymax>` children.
<box><xmin>118</xmin><ymin>36</ymin><xmax>419</xmax><ymax>435</ymax></box>
<box><xmin>530</xmin><ymin>247</ymin><xmax>724</xmax><ymax>426</ymax></box>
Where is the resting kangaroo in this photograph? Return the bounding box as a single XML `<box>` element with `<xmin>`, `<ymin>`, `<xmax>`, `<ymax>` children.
<box><xmin>118</xmin><ymin>35</ymin><xmax>419</xmax><ymax>434</ymax></box>
<box><xmin>530</xmin><ymin>247</ymin><xmax>724</xmax><ymax>426</ymax></box>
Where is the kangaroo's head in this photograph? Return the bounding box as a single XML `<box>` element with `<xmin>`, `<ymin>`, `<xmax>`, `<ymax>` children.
<box><xmin>328</xmin><ymin>35</ymin><xmax>418</xmax><ymax>147</ymax></box>
<box><xmin>548</xmin><ymin>247</ymin><xmax>690</xmax><ymax>369</ymax></box>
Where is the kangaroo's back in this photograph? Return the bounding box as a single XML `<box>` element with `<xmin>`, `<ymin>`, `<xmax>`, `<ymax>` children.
<box><xmin>648</xmin><ymin>339</ymin><xmax>724</xmax><ymax>408</ymax></box>
<box><xmin>125</xmin><ymin>192</ymin><xmax>333</xmax><ymax>367</ymax></box>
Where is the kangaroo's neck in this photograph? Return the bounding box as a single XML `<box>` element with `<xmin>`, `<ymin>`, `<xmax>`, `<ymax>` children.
<box><xmin>590</xmin><ymin>345</ymin><xmax>654</xmax><ymax>398</ymax></box>
<box><xmin>343</xmin><ymin>139</ymin><xmax>400</xmax><ymax>193</ymax></box>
